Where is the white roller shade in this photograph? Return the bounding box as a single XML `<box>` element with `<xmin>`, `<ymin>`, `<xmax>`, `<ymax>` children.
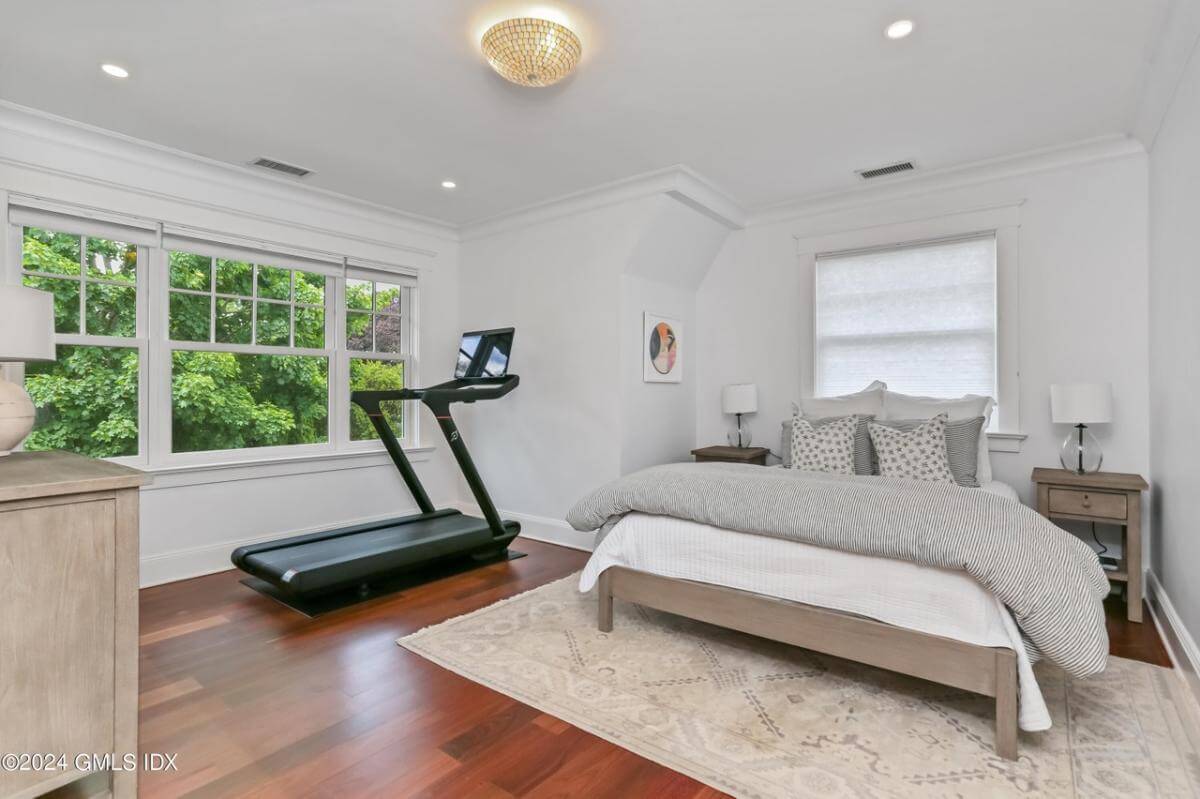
<box><xmin>161</xmin><ymin>226</ymin><xmax>343</xmax><ymax>276</ymax></box>
<box><xmin>815</xmin><ymin>233</ymin><xmax>997</xmax><ymax>399</ymax></box>
<box><xmin>9</xmin><ymin>203</ymin><xmax>158</xmax><ymax>246</ymax></box>
<box><xmin>345</xmin><ymin>257</ymin><xmax>418</xmax><ymax>285</ymax></box>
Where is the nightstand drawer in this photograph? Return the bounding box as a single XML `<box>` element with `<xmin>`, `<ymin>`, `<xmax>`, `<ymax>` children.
<box><xmin>1048</xmin><ymin>488</ymin><xmax>1126</xmax><ymax>519</ymax></box>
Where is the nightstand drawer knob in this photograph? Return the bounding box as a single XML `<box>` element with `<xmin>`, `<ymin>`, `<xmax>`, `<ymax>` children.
<box><xmin>1082</xmin><ymin>494</ymin><xmax>1091</xmax><ymax>507</ymax></box>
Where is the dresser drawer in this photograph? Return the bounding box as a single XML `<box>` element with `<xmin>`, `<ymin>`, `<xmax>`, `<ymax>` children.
<box><xmin>1048</xmin><ymin>488</ymin><xmax>1127</xmax><ymax>519</ymax></box>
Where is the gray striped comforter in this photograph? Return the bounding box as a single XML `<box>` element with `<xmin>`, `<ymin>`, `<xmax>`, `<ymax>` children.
<box><xmin>566</xmin><ymin>462</ymin><xmax>1110</xmax><ymax>678</ymax></box>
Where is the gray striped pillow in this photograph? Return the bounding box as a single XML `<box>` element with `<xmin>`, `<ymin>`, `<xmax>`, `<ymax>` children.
<box><xmin>869</xmin><ymin>416</ymin><xmax>986</xmax><ymax>487</ymax></box>
<box><xmin>781</xmin><ymin>415</ymin><xmax>874</xmax><ymax>475</ymax></box>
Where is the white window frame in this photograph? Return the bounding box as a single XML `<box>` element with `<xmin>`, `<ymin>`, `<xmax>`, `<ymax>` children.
<box><xmin>796</xmin><ymin>203</ymin><xmax>1023</xmax><ymax>449</ymax></box>
<box><xmin>6</xmin><ymin>218</ymin><xmax>151</xmax><ymax>468</ymax></box>
<box><xmin>5</xmin><ymin>201</ymin><xmax>422</xmax><ymax>471</ymax></box>
<box><xmin>336</xmin><ymin>267</ymin><xmax>419</xmax><ymax>454</ymax></box>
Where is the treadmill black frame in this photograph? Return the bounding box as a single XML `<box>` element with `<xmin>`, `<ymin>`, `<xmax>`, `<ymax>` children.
<box><xmin>231</xmin><ymin>373</ymin><xmax>523</xmax><ymax>615</ymax></box>
<box><xmin>351</xmin><ymin>374</ymin><xmax>519</xmax><ymax>543</ymax></box>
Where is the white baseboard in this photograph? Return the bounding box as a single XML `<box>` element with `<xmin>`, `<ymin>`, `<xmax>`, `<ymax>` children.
<box><xmin>1146</xmin><ymin>570</ymin><xmax>1200</xmax><ymax>706</ymax></box>
<box><xmin>138</xmin><ymin>506</ymin><xmax>430</xmax><ymax>588</ymax></box>
<box><xmin>453</xmin><ymin>501</ymin><xmax>596</xmax><ymax>552</ymax></box>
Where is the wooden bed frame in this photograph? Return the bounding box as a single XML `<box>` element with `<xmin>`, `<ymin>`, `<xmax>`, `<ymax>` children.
<box><xmin>597</xmin><ymin>566</ymin><xmax>1019</xmax><ymax>760</ymax></box>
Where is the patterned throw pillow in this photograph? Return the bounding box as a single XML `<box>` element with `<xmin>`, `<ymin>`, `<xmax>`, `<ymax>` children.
<box><xmin>868</xmin><ymin>413</ymin><xmax>956</xmax><ymax>484</ymax></box>
<box><xmin>789</xmin><ymin>414</ymin><xmax>857</xmax><ymax>475</ymax></box>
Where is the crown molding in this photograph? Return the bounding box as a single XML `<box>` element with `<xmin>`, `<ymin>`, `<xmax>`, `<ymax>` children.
<box><xmin>459</xmin><ymin>164</ymin><xmax>746</xmax><ymax>241</ymax></box>
<box><xmin>0</xmin><ymin>101</ymin><xmax>458</xmax><ymax>249</ymax></box>
<box><xmin>747</xmin><ymin>135</ymin><xmax>1147</xmax><ymax>228</ymax></box>
<box><xmin>0</xmin><ymin>100</ymin><xmax>1156</xmax><ymax>249</ymax></box>
<box><xmin>1131</xmin><ymin>0</ymin><xmax>1200</xmax><ymax>151</ymax></box>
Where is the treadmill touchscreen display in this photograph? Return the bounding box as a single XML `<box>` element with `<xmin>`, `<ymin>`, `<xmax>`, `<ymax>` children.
<box><xmin>456</xmin><ymin>328</ymin><xmax>514</xmax><ymax>378</ymax></box>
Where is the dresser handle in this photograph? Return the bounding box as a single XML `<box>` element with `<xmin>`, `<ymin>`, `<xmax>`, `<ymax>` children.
<box><xmin>1081</xmin><ymin>494</ymin><xmax>1091</xmax><ymax>508</ymax></box>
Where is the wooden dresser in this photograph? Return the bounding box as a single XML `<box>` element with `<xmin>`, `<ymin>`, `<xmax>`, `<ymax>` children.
<box><xmin>0</xmin><ymin>452</ymin><xmax>145</xmax><ymax>799</ymax></box>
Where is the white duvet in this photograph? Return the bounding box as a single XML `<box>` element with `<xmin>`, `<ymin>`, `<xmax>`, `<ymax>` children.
<box><xmin>578</xmin><ymin>481</ymin><xmax>1051</xmax><ymax>731</ymax></box>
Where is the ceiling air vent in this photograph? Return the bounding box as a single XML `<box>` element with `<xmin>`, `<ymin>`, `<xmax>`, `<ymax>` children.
<box><xmin>856</xmin><ymin>160</ymin><xmax>915</xmax><ymax>180</ymax></box>
<box><xmin>250</xmin><ymin>157</ymin><xmax>312</xmax><ymax>178</ymax></box>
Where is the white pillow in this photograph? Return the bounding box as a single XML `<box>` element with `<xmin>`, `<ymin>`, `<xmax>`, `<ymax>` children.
<box><xmin>881</xmin><ymin>391</ymin><xmax>995</xmax><ymax>483</ymax></box>
<box><xmin>796</xmin><ymin>380</ymin><xmax>886</xmax><ymax>419</ymax></box>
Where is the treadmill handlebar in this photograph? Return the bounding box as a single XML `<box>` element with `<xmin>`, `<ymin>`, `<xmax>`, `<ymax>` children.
<box><xmin>351</xmin><ymin>374</ymin><xmax>518</xmax><ymax>412</ymax></box>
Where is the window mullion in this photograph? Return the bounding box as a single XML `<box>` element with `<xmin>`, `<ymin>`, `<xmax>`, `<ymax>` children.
<box><xmin>209</xmin><ymin>256</ymin><xmax>216</xmax><ymax>343</ymax></box>
<box><xmin>250</xmin><ymin>263</ymin><xmax>259</xmax><ymax>346</ymax></box>
<box><xmin>147</xmin><ymin>244</ymin><xmax>171</xmax><ymax>465</ymax></box>
<box><xmin>78</xmin><ymin>235</ymin><xmax>87</xmax><ymax>335</ymax></box>
<box><xmin>331</xmin><ymin>273</ymin><xmax>349</xmax><ymax>450</ymax></box>
<box><xmin>288</xmin><ymin>270</ymin><xmax>296</xmax><ymax>348</ymax></box>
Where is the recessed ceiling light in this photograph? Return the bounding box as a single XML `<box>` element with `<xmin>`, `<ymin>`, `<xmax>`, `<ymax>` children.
<box><xmin>885</xmin><ymin>19</ymin><xmax>914</xmax><ymax>40</ymax></box>
<box><xmin>441</xmin><ymin>180</ymin><xmax>457</xmax><ymax>189</ymax></box>
<box><xmin>101</xmin><ymin>63</ymin><xmax>130</xmax><ymax>78</ymax></box>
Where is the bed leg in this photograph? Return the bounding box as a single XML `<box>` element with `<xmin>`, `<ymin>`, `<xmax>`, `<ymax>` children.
<box><xmin>598</xmin><ymin>569</ymin><xmax>614</xmax><ymax>632</ymax></box>
<box><xmin>994</xmin><ymin>648</ymin><xmax>1018</xmax><ymax>761</ymax></box>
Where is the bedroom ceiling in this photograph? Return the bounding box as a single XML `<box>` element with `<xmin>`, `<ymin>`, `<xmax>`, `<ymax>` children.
<box><xmin>0</xmin><ymin>1</ymin><xmax>1169</xmax><ymax>225</ymax></box>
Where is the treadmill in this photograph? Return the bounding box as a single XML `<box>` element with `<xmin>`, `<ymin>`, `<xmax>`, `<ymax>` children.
<box><xmin>232</xmin><ymin>327</ymin><xmax>522</xmax><ymax>615</ymax></box>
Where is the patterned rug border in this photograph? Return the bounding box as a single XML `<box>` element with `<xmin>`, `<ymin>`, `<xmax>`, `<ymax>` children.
<box><xmin>399</xmin><ymin>574</ymin><xmax>752</xmax><ymax>796</ymax></box>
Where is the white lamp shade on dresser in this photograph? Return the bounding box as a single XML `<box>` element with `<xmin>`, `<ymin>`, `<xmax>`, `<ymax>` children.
<box><xmin>0</xmin><ymin>284</ymin><xmax>56</xmax><ymax>362</ymax></box>
<box><xmin>721</xmin><ymin>383</ymin><xmax>758</xmax><ymax>415</ymax></box>
<box><xmin>0</xmin><ymin>284</ymin><xmax>56</xmax><ymax>455</ymax></box>
<box><xmin>1050</xmin><ymin>382</ymin><xmax>1113</xmax><ymax>424</ymax></box>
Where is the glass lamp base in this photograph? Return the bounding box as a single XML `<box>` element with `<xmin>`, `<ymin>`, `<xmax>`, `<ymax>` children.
<box><xmin>726</xmin><ymin>426</ymin><xmax>752</xmax><ymax>448</ymax></box>
<box><xmin>1059</xmin><ymin>424</ymin><xmax>1103</xmax><ymax>474</ymax></box>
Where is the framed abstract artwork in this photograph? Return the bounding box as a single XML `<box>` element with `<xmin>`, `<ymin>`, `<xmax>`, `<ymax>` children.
<box><xmin>643</xmin><ymin>312</ymin><xmax>682</xmax><ymax>383</ymax></box>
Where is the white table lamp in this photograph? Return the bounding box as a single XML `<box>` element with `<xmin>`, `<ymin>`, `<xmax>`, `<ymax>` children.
<box><xmin>1050</xmin><ymin>382</ymin><xmax>1112</xmax><ymax>474</ymax></box>
<box><xmin>0</xmin><ymin>285</ymin><xmax>56</xmax><ymax>456</ymax></box>
<box><xmin>722</xmin><ymin>383</ymin><xmax>758</xmax><ymax>448</ymax></box>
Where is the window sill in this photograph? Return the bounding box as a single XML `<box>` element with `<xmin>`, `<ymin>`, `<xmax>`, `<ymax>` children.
<box><xmin>139</xmin><ymin>445</ymin><xmax>436</xmax><ymax>491</ymax></box>
<box><xmin>987</xmin><ymin>432</ymin><xmax>1026</xmax><ymax>454</ymax></box>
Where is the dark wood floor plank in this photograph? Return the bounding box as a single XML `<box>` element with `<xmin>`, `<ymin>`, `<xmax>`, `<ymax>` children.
<box><xmin>140</xmin><ymin>538</ymin><xmax>1169</xmax><ymax>798</ymax></box>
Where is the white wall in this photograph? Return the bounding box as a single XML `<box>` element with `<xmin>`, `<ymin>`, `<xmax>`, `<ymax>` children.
<box><xmin>619</xmin><ymin>274</ymin><xmax>695</xmax><ymax>474</ymax></box>
<box><xmin>1147</xmin><ymin>36</ymin><xmax>1200</xmax><ymax>643</ymax></box>
<box><xmin>457</xmin><ymin>192</ymin><xmax>730</xmax><ymax>537</ymax></box>
<box><xmin>619</xmin><ymin>196</ymin><xmax>729</xmax><ymax>474</ymax></box>
<box><xmin>0</xmin><ymin>104</ymin><xmax>464</xmax><ymax>585</ymax></box>
<box><xmin>697</xmin><ymin>145</ymin><xmax>1151</xmax><ymax>512</ymax></box>
<box><xmin>456</xmin><ymin>200</ymin><xmax>642</xmax><ymax>526</ymax></box>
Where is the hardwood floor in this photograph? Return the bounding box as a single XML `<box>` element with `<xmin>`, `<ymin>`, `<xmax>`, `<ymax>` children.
<box><xmin>139</xmin><ymin>539</ymin><xmax>1171</xmax><ymax>798</ymax></box>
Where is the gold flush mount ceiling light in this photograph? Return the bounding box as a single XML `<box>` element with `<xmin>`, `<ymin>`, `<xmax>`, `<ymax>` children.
<box><xmin>481</xmin><ymin>17</ymin><xmax>582</xmax><ymax>87</ymax></box>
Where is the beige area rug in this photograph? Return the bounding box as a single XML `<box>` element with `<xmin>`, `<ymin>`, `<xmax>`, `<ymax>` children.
<box><xmin>399</xmin><ymin>575</ymin><xmax>1200</xmax><ymax>798</ymax></box>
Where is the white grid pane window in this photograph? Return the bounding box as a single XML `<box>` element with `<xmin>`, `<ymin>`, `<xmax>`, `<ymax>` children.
<box><xmin>815</xmin><ymin>234</ymin><xmax>997</xmax><ymax>399</ymax></box>
<box><xmin>166</xmin><ymin>249</ymin><xmax>333</xmax><ymax>454</ymax></box>
<box><xmin>8</xmin><ymin>202</ymin><xmax>419</xmax><ymax>468</ymax></box>
<box><xmin>345</xmin><ymin>275</ymin><xmax>412</xmax><ymax>443</ymax></box>
<box><xmin>19</xmin><ymin>226</ymin><xmax>142</xmax><ymax>459</ymax></box>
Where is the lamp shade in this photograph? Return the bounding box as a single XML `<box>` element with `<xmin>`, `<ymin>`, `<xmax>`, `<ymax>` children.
<box><xmin>0</xmin><ymin>285</ymin><xmax>56</xmax><ymax>362</ymax></box>
<box><xmin>721</xmin><ymin>383</ymin><xmax>758</xmax><ymax>415</ymax></box>
<box><xmin>1050</xmin><ymin>382</ymin><xmax>1112</xmax><ymax>424</ymax></box>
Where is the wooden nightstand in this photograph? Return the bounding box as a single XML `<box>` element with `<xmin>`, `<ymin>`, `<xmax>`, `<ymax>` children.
<box><xmin>1032</xmin><ymin>468</ymin><xmax>1148</xmax><ymax>623</ymax></box>
<box><xmin>691</xmin><ymin>446</ymin><xmax>769</xmax><ymax>466</ymax></box>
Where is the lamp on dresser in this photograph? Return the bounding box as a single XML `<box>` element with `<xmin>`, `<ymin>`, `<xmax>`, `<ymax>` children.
<box><xmin>0</xmin><ymin>284</ymin><xmax>56</xmax><ymax>455</ymax></box>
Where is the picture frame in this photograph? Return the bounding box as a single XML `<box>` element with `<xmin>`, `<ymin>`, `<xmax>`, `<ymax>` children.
<box><xmin>643</xmin><ymin>312</ymin><xmax>682</xmax><ymax>383</ymax></box>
